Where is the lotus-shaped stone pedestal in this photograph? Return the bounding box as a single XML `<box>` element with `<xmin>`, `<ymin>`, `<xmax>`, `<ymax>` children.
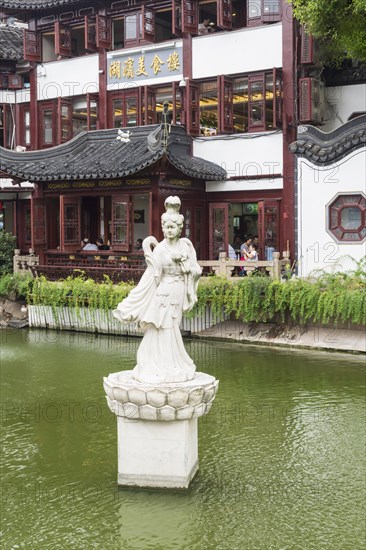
<box><xmin>103</xmin><ymin>371</ymin><xmax>219</xmax><ymax>488</ymax></box>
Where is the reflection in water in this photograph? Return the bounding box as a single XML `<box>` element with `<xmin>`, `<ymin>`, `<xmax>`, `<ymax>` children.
<box><xmin>1</xmin><ymin>329</ymin><xmax>365</xmax><ymax>549</ymax></box>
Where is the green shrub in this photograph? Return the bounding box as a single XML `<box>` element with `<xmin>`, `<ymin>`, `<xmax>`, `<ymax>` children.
<box><xmin>0</xmin><ymin>273</ymin><xmax>34</xmax><ymax>299</ymax></box>
<box><xmin>191</xmin><ymin>268</ymin><xmax>366</xmax><ymax>325</ymax></box>
<box><xmin>0</xmin><ymin>230</ymin><xmax>16</xmax><ymax>275</ymax></box>
<box><xmin>25</xmin><ymin>259</ymin><xmax>366</xmax><ymax>326</ymax></box>
<box><xmin>28</xmin><ymin>274</ymin><xmax>135</xmax><ymax>313</ymax></box>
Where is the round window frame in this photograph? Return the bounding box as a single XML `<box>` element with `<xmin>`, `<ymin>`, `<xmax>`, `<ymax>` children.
<box><xmin>326</xmin><ymin>192</ymin><xmax>366</xmax><ymax>244</ymax></box>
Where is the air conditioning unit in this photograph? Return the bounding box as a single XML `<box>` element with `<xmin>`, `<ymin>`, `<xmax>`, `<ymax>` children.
<box><xmin>299</xmin><ymin>77</ymin><xmax>325</xmax><ymax>124</ymax></box>
<box><xmin>300</xmin><ymin>26</ymin><xmax>321</xmax><ymax>66</ymax></box>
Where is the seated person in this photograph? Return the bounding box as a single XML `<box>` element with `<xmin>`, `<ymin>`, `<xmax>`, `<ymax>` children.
<box><xmin>96</xmin><ymin>238</ymin><xmax>110</xmax><ymax>251</ymax></box>
<box><xmin>134</xmin><ymin>238</ymin><xmax>143</xmax><ymax>250</ymax></box>
<box><xmin>81</xmin><ymin>238</ymin><xmax>98</xmax><ymax>251</ymax></box>
<box><xmin>246</xmin><ymin>243</ymin><xmax>259</xmax><ymax>261</ymax></box>
<box><xmin>240</xmin><ymin>236</ymin><xmax>252</xmax><ymax>260</ymax></box>
<box><xmin>198</xmin><ymin>18</ymin><xmax>215</xmax><ymax>35</ymax></box>
<box><xmin>239</xmin><ymin>243</ymin><xmax>258</xmax><ymax>276</ymax></box>
<box><xmin>232</xmin><ymin>235</ymin><xmax>243</xmax><ymax>257</ymax></box>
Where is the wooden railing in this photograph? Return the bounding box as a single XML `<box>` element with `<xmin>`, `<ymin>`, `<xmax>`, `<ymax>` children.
<box><xmin>199</xmin><ymin>251</ymin><xmax>290</xmax><ymax>280</ymax></box>
<box><xmin>16</xmin><ymin>250</ymin><xmax>290</xmax><ymax>282</ymax></box>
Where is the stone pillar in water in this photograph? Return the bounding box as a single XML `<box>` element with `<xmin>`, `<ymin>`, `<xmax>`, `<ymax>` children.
<box><xmin>103</xmin><ymin>196</ymin><xmax>219</xmax><ymax>489</ymax></box>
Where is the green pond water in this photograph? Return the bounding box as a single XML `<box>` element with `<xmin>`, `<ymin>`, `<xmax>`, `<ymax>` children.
<box><xmin>1</xmin><ymin>328</ymin><xmax>365</xmax><ymax>550</ymax></box>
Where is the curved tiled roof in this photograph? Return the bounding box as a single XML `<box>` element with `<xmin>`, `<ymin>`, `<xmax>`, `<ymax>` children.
<box><xmin>289</xmin><ymin>114</ymin><xmax>366</xmax><ymax>165</ymax></box>
<box><xmin>0</xmin><ymin>0</ymin><xmax>79</xmax><ymax>9</ymax></box>
<box><xmin>0</xmin><ymin>125</ymin><xmax>227</xmax><ymax>182</ymax></box>
<box><xmin>0</xmin><ymin>25</ymin><xmax>23</xmax><ymax>60</ymax></box>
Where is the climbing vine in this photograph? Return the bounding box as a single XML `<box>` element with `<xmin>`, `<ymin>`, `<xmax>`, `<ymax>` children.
<box><xmin>3</xmin><ymin>258</ymin><xmax>364</xmax><ymax>327</ymax></box>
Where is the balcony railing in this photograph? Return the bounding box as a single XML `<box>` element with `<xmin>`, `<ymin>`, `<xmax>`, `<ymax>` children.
<box><xmin>14</xmin><ymin>250</ymin><xmax>290</xmax><ymax>282</ymax></box>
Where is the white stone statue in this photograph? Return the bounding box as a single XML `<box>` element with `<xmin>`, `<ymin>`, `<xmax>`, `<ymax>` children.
<box><xmin>113</xmin><ymin>196</ymin><xmax>202</xmax><ymax>384</ymax></box>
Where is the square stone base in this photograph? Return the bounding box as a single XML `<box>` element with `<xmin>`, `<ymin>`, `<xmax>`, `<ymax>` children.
<box><xmin>117</xmin><ymin>417</ymin><xmax>198</xmax><ymax>489</ymax></box>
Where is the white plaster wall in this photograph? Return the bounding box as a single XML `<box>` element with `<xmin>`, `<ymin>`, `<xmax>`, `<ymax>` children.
<box><xmin>0</xmin><ymin>90</ymin><xmax>15</xmax><ymax>103</ymax></box>
<box><xmin>323</xmin><ymin>84</ymin><xmax>366</xmax><ymax>132</ymax></box>
<box><xmin>297</xmin><ymin>147</ymin><xmax>366</xmax><ymax>277</ymax></box>
<box><xmin>206</xmin><ymin>177</ymin><xmax>283</xmax><ymax>192</ymax></box>
<box><xmin>0</xmin><ymin>89</ymin><xmax>30</xmax><ymax>104</ymax></box>
<box><xmin>194</xmin><ymin>131</ymin><xmax>283</xmax><ymax>180</ymax></box>
<box><xmin>37</xmin><ymin>54</ymin><xmax>99</xmax><ymax>100</ymax></box>
<box><xmin>192</xmin><ymin>24</ymin><xmax>282</xmax><ymax>79</ymax></box>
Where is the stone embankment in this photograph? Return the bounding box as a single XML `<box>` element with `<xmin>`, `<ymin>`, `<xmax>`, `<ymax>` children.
<box><xmin>1</xmin><ymin>299</ymin><xmax>364</xmax><ymax>354</ymax></box>
<box><xmin>0</xmin><ymin>298</ymin><xmax>29</xmax><ymax>328</ymax></box>
<box><xmin>194</xmin><ymin>320</ymin><xmax>366</xmax><ymax>354</ymax></box>
<box><xmin>25</xmin><ymin>304</ymin><xmax>366</xmax><ymax>354</ymax></box>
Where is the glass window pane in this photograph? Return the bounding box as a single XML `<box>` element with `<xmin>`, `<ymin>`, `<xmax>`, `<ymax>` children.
<box><xmin>263</xmin><ymin>0</ymin><xmax>280</xmax><ymax>15</ymax></box>
<box><xmin>265</xmin><ymin>74</ymin><xmax>274</xmax><ymax>129</ymax></box>
<box><xmin>200</xmin><ymin>81</ymin><xmax>218</xmax><ymax>136</ymax></box>
<box><xmin>126</xmin><ymin>96</ymin><xmax>137</xmax><ymax>126</ymax></box>
<box><xmin>249</xmin><ymin>80</ymin><xmax>264</xmax><ymax>126</ymax></box>
<box><xmin>43</xmin><ymin>109</ymin><xmax>53</xmax><ymax>143</ymax></box>
<box><xmin>89</xmin><ymin>100</ymin><xmax>98</xmax><ymax>131</ymax></box>
<box><xmin>72</xmin><ymin>98</ymin><xmax>87</xmax><ymax>137</ymax></box>
<box><xmin>248</xmin><ymin>0</ymin><xmax>261</xmax><ymax>19</ymax></box>
<box><xmin>341</xmin><ymin>207</ymin><xmax>361</xmax><ymax>230</ymax></box>
<box><xmin>233</xmin><ymin>78</ymin><xmax>248</xmax><ymax>133</ymax></box>
<box><xmin>125</xmin><ymin>15</ymin><xmax>137</xmax><ymax>40</ymax></box>
<box><xmin>113</xmin><ymin>99</ymin><xmax>123</xmax><ymax>128</ymax></box>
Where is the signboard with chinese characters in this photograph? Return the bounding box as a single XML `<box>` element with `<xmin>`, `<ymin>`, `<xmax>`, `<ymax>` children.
<box><xmin>107</xmin><ymin>44</ymin><xmax>183</xmax><ymax>87</ymax></box>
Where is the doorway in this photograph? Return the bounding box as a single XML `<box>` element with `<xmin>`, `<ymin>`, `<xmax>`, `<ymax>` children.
<box><xmin>209</xmin><ymin>200</ymin><xmax>280</xmax><ymax>260</ymax></box>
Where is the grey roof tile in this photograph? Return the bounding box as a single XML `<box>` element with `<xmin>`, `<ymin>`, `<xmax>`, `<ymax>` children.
<box><xmin>0</xmin><ymin>125</ymin><xmax>227</xmax><ymax>182</ymax></box>
<box><xmin>0</xmin><ymin>0</ymin><xmax>78</xmax><ymax>9</ymax></box>
<box><xmin>289</xmin><ymin>114</ymin><xmax>366</xmax><ymax>165</ymax></box>
<box><xmin>0</xmin><ymin>25</ymin><xmax>23</xmax><ymax>60</ymax></box>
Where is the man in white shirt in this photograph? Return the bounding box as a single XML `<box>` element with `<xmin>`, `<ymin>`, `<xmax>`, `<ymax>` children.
<box><xmin>198</xmin><ymin>18</ymin><xmax>214</xmax><ymax>35</ymax></box>
<box><xmin>81</xmin><ymin>238</ymin><xmax>98</xmax><ymax>251</ymax></box>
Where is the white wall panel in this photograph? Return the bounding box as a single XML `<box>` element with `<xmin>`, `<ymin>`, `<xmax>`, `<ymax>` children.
<box><xmin>37</xmin><ymin>54</ymin><xmax>99</xmax><ymax>100</ymax></box>
<box><xmin>192</xmin><ymin>24</ymin><xmax>282</xmax><ymax>79</ymax></box>
<box><xmin>297</xmin><ymin>148</ymin><xmax>366</xmax><ymax>276</ymax></box>
<box><xmin>193</xmin><ymin>131</ymin><xmax>283</xmax><ymax>179</ymax></box>
<box><xmin>323</xmin><ymin>84</ymin><xmax>366</xmax><ymax>132</ymax></box>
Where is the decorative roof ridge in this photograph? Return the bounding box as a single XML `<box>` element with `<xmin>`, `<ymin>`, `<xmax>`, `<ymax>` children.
<box><xmin>289</xmin><ymin>114</ymin><xmax>366</xmax><ymax>165</ymax></box>
<box><xmin>167</xmin><ymin>151</ymin><xmax>227</xmax><ymax>181</ymax></box>
<box><xmin>0</xmin><ymin>125</ymin><xmax>162</xmax><ymax>162</ymax></box>
<box><xmin>0</xmin><ymin>0</ymin><xmax>79</xmax><ymax>10</ymax></box>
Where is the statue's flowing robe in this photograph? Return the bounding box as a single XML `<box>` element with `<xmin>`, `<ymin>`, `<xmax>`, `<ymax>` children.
<box><xmin>113</xmin><ymin>237</ymin><xmax>201</xmax><ymax>383</ymax></box>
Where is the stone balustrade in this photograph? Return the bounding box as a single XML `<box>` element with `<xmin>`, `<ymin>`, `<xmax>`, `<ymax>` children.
<box><xmin>13</xmin><ymin>249</ymin><xmax>39</xmax><ymax>275</ymax></box>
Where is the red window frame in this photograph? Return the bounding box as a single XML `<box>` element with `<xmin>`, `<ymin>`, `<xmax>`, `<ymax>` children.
<box><xmin>55</xmin><ymin>22</ymin><xmax>72</xmax><ymax>58</ymax></box>
<box><xmin>217</xmin><ymin>0</ymin><xmax>233</xmax><ymax>30</ymax></box>
<box><xmin>185</xmin><ymin>70</ymin><xmax>282</xmax><ymax>137</ymax></box>
<box><xmin>38</xmin><ymin>100</ymin><xmax>57</xmax><ymax>148</ymax></box>
<box><xmin>17</xmin><ymin>103</ymin><xmax>31</xmax><ymax>149</ymax></box>
<box><xmin>87</xmin><ymin>93</ymin><xmax>99</xmax><ymax>130</ymax></box>
<box><xmin>328</xmin><ymin>194</ymin><xmax>366</xmax><ymax>243</ymax></box>
<box><xmin>57</xmin><ymin>98</ymin><xmax>73</xmax><ymax>143</ymax></box>
<box><xmin>124</xmin><ymin>7</ymin><xmax>155</xmax><ymax>48</ymax></box>
<box><xmin>23</xmin><ymin>29</ymin><xmax>42</xmax><ymax>62</ymax></box>
<box><xmin>247</xmin><ymin>0</ymin><xmax>282</xmax><ymax>26</ymax></box>
<box><xmin>1</xmin><ymin>104</ymin><xmax>14</xmax><ymax>149</ymax></box>
<box><xmin>108</xmin><ymin>89</ymin><xmax>140</xmax><ymax>128</ymax></box>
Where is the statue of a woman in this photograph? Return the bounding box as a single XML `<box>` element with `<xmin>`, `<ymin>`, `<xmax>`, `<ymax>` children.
<box><xmin>113</xmin><ymin>196</ymin><xmax>202</xmax><ymax>384</ymax></box>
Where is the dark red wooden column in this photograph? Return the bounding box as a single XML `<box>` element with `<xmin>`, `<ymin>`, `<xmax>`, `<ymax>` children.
<box><xmin>281</xmin><ymin>4</ymin><xmax>297</xmax><ymax>260</ymax></box>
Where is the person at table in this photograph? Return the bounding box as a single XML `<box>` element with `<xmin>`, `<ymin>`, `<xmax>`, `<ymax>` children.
<box><xmin>81</xmin><ymin>238</ymin><xmax>98</xmax><ymax>251</ymax></box>
<box><xmin>96</xmin><ymin>238</ymin><xmax>110</xmax><ymax>251</ymax></box>
<box><xmin>134</xmin><ymin>238</ymin><xmax>143</xmax><ymax>250</ymax></box>
<box><xmin>240</xmin><ymin>236</ymin><xmax>252</xmax><ymax>260</ymax></box>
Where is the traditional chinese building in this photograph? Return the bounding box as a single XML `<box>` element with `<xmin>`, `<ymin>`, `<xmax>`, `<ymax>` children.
<box><xmin>0</xmin><ymin>0</ymin><xmax>365</xmax><ymax>268</ymax></box>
